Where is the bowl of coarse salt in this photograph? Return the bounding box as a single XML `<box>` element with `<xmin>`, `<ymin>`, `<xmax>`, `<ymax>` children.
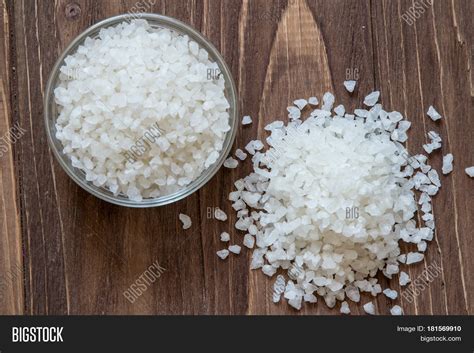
<box><xmin>44</xmin><ymin>14</ymin><xmax>238</xmax><ymax>207</ymax></box>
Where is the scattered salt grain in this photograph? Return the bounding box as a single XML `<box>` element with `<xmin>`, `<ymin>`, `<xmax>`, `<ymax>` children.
<box><xmin>383</xmin><ymin>288</ymin><xmax>398</xmax><ymax>300</ymax></box>
<box><xmin>308</xmin><ymin>96</ymin><xmax>319</xmax><ymax>106</ymax></box>
<box><xmin>220</xmin><ymin>231</ymin><xmax>230</xmax><ymax>242</ymax></box>
<box><xmin>293</xmin><ymin>99</ymin><xmax>308</xmax><ymax>110</ymax></box>
<box><xmin>343</xmin><ymin>80</ymin><xmax>357</xmax><ymax>93</ymax></box>
<box><xmin>216</xmin><ymin>249</ymin><xmax>229</xmax><ymax>260</ymax></box>
<box><xmin>363</xmin><ymin>302</ymin><xmax>376</xmax><ymax>315</ymax></box>
<box><xmin>363</xmin><ymin>91</ymin><xmax>380</xmax><ymax>106</ymax></box>
<box><xmin>224</xmin><ymin>157</ymin><xmax>239</xmax><ymax>169</ymax></box>
<box><xmin>235</xmin><ymin>149</ymin><xmax>248</xmax><ymax>161</ymax></box>
<box><xmin>442</xmin><ymin>154</ymin><xmax>453</xmax><ymax>175</ymax></box>
<box><xmin>242</xmin><ymin>115</ymin><xmax>253</xmax><ymax>125</ymax></box>
<box><xmin>399</xmin><ymin>271</ymin><xmax>411</xmax><ymax>286</ymax></box>
<box><xmin>406</xmin><ymin>252</ymin><xmax>424</xmax><ymax>265</ymax></box>
<box><xmin>340</xmin><ymin>301</ymin><xmax>351</xmax><ymax>314</ymax></box>
<box><xmin>390</xmin><ymin>305</ymin><xmax>403</xmax><ymax>316</ymax></box>
<box><xmin>427</xmin><ymin>105</ymin><xmax>442</xmax><ymax>121</ymax></box>
<box><xmin>465</xmin><ymin>167</ymin><xmax>474</xmax><ymax>178</ymax></box>
<box><xmin>179</xmin><ymin>213</ymin><xmax>192</xmax><ymax>230</ymax></box>
<box><xmin>228</xmin><ymin>245</ymin><xmax>241</xmax><ymax>254</ymax></box>
<box><xmin>214</xmin><ymin>208</ymin><xmax>228</xmax><ymax>221</ymax></box>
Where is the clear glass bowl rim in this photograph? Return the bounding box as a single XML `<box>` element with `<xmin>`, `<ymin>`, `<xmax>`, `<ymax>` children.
<box><xmin>44</xmin><ymin>13</ymin><xmax>238</xmax><ymax>208</ymax></box>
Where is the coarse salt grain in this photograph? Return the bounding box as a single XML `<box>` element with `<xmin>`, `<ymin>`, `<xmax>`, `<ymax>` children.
<box><xmin>214</xmin><ymin>208</ymin><xmax>228</xmax><ymax>221</ymax></box>
<box><xmin>390</xmin><ymin>305</ymin><xmax>403</xmax><ymax>316</ymax></box>
<box><xmin>340</xmin><ymin>301</ymin><xmax>351</xmax><ymax>314</ymax></box>
<box><xmin>217</xmin><ymin>249</ymin><xmax>229</xmax><ymax>260</ymax></box>
<box><xmin>383</xmin><ymin>288</ymin><xmax>398</xmax><ymax>300</ymax></box>
<box><xmin>243</xmin><ymin>234</ymin><xmax>255</xmax><ymax>248</ymax></box>
<box><xmin>399</xmin><ymin>271</ymin><xmax>411</xmax><ymax>286</ymax></box>
<box><xmin>363</xmin><ymin>302</ymin><xmax>376</xmax><ymax>315</ymax></box>
<box><xmin>228</xmin><ymin>245</ymin><xmax>241</xmax><ymax>254</ymax></box>
<box><xmin>308</xmin><ymin>97</ymin><xmax>319</xmax><ymax>106</ymax></box>
<box><xmin>242</xmin><ymin>115</ymin><xmax>253</xmax><ymax>125</ymax></box>
<box><xmin>465</xmin><ymin>167</ymin><xmax>474</xmax><ymax>178</ymax></box>
<box><xmin>293</xmin><ymin>99</ymin><xmax>308</xmax><ymax>110</ymax></box>
<box><xmin>343</xmin><ymin>80</ymin><xmax>356</xmax><ymax>93</ymax></box>
<box><xmin>220</xmin><ymin>231</ymin><xmax>230</xmax><ymax>242</ymax></box>
<box><xmin>427</xmin><ymin>106</ymin><xmax>442</xmax><ymax>121</ymax></box>
<box><xmin>363</xmin><ymin>91</ymin><xmax>380</xmax><ymax>106</ymax></box>
<box><xmin>179</xmin><ymin>213</ymin><xmax>192</xmax><ymax>230</ymax></box>
<box><xmin>235</xmin><ymin>149</ymin><xmax>247</xmax><ymax>161</ymax></box>
<box><xmin>442</xmin><ymin>154</ymin><xmax>453</xmax><ymax>175</ymax></box>
<box><xmin>224</xmin><ymin>157</ymin><xmax>239</xmax><ymax>169</ymax></box>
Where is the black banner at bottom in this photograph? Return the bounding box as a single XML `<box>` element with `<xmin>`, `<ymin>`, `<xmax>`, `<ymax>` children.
<box><xmin>0</xmin><ymin>316</ymin><xmax>471</xmax><ymax>352</ymax></box>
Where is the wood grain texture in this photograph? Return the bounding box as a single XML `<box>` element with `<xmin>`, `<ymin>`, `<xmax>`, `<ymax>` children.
<box><xmin>0</xmin><ymin>0</ymin><xmax>472</xmax><ymax>315</ymax></box>
<box><xmin>0</xmin><ymin>0</ymin><xmax>23</xmax><ymax>315</ymax></box>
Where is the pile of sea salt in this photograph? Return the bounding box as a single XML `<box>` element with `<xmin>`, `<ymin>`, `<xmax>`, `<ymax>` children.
<box><xmin>224</xmin><ymin>92</ymin><xmax>442</xmax><ymax>313</ymax></box>
<box><xmin>54</xmin><ymin>20</ymin><xmax>230</xmax><ymax>201</ymax></box>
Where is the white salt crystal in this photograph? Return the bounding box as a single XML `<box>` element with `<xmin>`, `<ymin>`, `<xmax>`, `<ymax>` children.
<box><xmin>179</xmin><ymin>213</ymin><xmax>192</xmax><ymax>230</ymax></box>
<box><xmin>427</xmin><ymin>105</ymin><xmax>442</xmax><ymax>121</ymax></box>
<box><xmin>417</xmin><ymin>241</ymin><xmax>427</xmax><ymax>252</ymax></box>
<box><xmin>243</xmin><ymin>234</ymin><xmax>255</xmax><ymax>248</ymax></box>
<box><xmin>242</xmin><ymin>115</ymin><xmax>253</xmax><ymax>125</ymax></box>
<box><xmin>343</xmin><ymin>80</ymin><xmax>356</xmax><ymax>93</ymax></box>
<box><xmin>308</xmin><ymin>96</ymin><xmax>319</xmax><ymax>106</ymax></box>
<box><xmin>220</xmin><ymin>231</ymin><xmax>230</xmax><ymax>242</ymax></box>
<box><xmin>364</xmin><ymin>91</ymin><xmax>380</xmax><ymax>106</ymax></box>
<box><xmin>262</xmin><ymin>264</ymin><xmax>276</xmax><ymax>277</ymax></box>
<box><xmin>287</xmin><ymin>106</ymin><xmax>301</xmax><ymax>120</ymax></box>
<box><xmin>363</xmin><ymin>302</ymin><xmax>376</xmax><ymax>315</ymax></box>
<box><xmin>428</xmin><ymin>169</ymin><xmax>441</xmax><ymax>187</ymax></box>
<box><xmin>293</xmin><ymin>99</ymin><xmax>308</xmax><ymax>110</ymax></box>
<box><xmin>214</xmin><ymin>208</ymin><xmax>228</xmax><ymax>221</ymax></box>
<box><xmin>321</xmin><ymin>92</ymin><xmax>335</xmax><ymax>111</ymax></box>
<box><xmin>235</xmin><ymin>149</ymin><xmax>247</xmax><ymax>161</ymax></box>
<box><xmin>465</xmin><ymin>167</ymin><xmax>474</xmax><ymax>177</ymax></box>
<box><xmin>224</xmin><ymin>157</ymin><xmax>239</xmax><ymax>169</ymax></box>
<box><xmin>304</xmin><ymin>293</ymin><xmax>318</xmax><ymax>303</ymax></box>
<box><xmin>216</xmin><ymin>249</ymin><xmax>229</xmax><ymax>260</ymax></box>
<box><xmin>390</xmin><ymin>305</ymin><xmax>403</xmax><ymax>316</ymax></box>
<box><xmin>383</xmin><ymin>288</ymin><xmax>398</xmax><ymax>300</ymax></box>
<box><xmin>334</xmin><ymin>104</ymin><xmax>345</xmax><ymax>116</ymax></box>
<box><xmin>399</xmin><ymin>271</ymin><xmax>411</xmax><ymax>286</ymax></box>
<box><xmin>406</xmin><ymin>252</ymin><xmax>424</xmax><ymax>264</ymax></box>
<box><xmin>228</xmin><ymin>245</ymin><xmax>241</xmax><ymax>254</ymax></box>
<box><xmin>340</xmin><ymin>301</ymin><xmax>351</xmax><ymax>314</ymax></box>
<box><xmin>442</xmin><ymin>153</ymin><xmax>453</xmax><ymax>175</ymax></box>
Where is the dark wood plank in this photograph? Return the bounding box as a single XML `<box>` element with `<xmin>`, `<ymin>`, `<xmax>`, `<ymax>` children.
<box><xmin>371</xmin><ymin>0</ymin><xmax>472</xmax><ymax>315</ymax></box>
<box><xmin>0</xmin><ymin>0</ymin><xmax>23</xmax><ymax>315</ymax></box>
<box><xmin>2</xmin><ymin>0</ymin><xmax>472</xmax><ymax>315</ymax></box>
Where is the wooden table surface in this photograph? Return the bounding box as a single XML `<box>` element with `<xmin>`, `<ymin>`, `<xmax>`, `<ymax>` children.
<box><xmin>0</xmin><ymin>0</ymin><xmax>472</xmax><ymax>315</ymax></box>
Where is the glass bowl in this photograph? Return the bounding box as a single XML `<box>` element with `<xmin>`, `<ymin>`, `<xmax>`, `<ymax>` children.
<box><xmin>44</xmin><ymin>13</ymin><xmax>238</xmax><ymax>208</ymax></box>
